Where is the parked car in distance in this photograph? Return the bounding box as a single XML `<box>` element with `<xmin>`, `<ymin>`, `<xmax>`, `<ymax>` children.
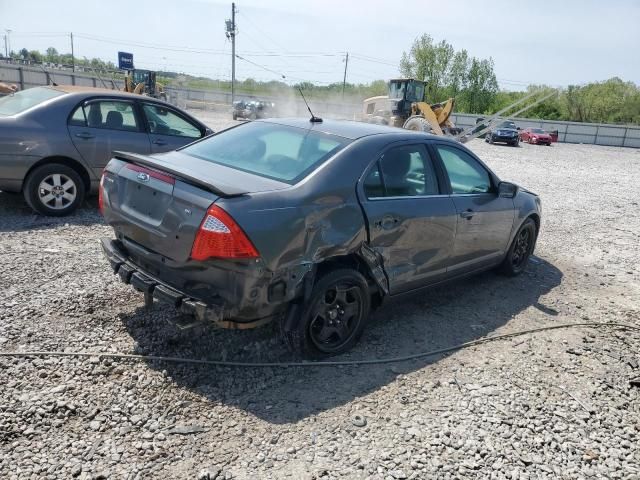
<box><xmin>520</xmin><ymin>127</ymin><xmax>552</xmax><ymax>145</ymax></box>
<box><xmin>232</xmin><ymin>100</ymin><xmax>276</xmax><ymax>120</ymax></box>
<box><xmin>485</xmin><ymin>120</ymin><xmax>520</xmax><ymax>146</ymax></box>
<box><xmin>0</xmin><ymin>85</ymin><xmax>212</xmax><ymax>216</ymax></box>
<box><xmin>100</xmin><ymin>118</ymin><xmax>542</xmax><ymax>358</ymax></box>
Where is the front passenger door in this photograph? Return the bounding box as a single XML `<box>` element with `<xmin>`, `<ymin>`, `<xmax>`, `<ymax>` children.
<box><xmin>358</xmin><ymin>143</ymin><xmax>458</xmax><ymax>294</ymax></box>
<box><xmin>433</xmin><ymin>143</ymin><xmax>515</xmax><ymax>273</ymax></box>
<box><xmin>140</xmin><ymin>103</ymin><xmax>204</xmax><ymax>153</ymax></box>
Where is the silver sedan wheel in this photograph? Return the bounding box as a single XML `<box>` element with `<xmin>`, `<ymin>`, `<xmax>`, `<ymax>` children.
<box><xmin>38</xmin><ymin>173</ymin><xmax>77</xmax><ymax>210</ymax></box>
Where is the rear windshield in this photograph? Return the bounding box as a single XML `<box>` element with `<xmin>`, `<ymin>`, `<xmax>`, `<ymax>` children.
<box><xmin>531</xmin><ymin>128</ymin><xmax>545</xmax><ymax>133</ymax></box>
<box><xmin>0</xmin><ymin>87</ymin><xmax>64</xmax><ymax>116</ymax></box>
<box><xmin>182</xmin><ymin>121</ymin><xmax>349</xmax><ymax>184</ymax></box>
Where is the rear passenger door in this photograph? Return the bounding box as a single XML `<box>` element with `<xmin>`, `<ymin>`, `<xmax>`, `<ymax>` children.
<box><xmin>68</xmin><ymin>99</ymin><xmax>151</xmax><ymax>178</ymax></box>
<box><xmin>358</xmin><ymin>143</ymin><xmax>458</xmax><ymax>294</ymax></box>
<box><xmin>140</xmin><ymin>102</ymin><xmax>205</xmax><ymax>153</ymax></box>
<box><xmin>432</xmin><ymin>142</ymin><xmax>515</xmax><ymax>273</ymax></box>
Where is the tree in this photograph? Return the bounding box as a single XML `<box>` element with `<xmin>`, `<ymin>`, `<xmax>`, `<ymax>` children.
<box><xmin>28</xmin><ymin>50</ymin><xmax>43</xmax><ymax>63</ymax></box>
<box><xmin>459</xmin><ymin>58</ymin><xmax>498</xmax><ymax>113</ymax></box>
<box><xmin>45</xmin><ymin>47</ymin><xmax>59</xmax><ymax>63</ymax></box>
<box><xmin>19</xmin><ymin>48</ymin><xmax>29</xmax><ymax>60</ymax></box>
<box><xmin>368</xmin><ymin>79</ymin><xmax>388</xmax><ymax>97</ymax></box>
<box><xmin>399</xmin><ymin>34</ymin><xmax>455</xmax><ymax>101</ymax></box>
<box><xmin>399</xmin><ymin>34</ymin><xmax>498</xmax><ymax>113</ymax></box>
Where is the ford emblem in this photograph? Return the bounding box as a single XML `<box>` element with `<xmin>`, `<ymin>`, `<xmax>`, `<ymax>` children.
<box><xmin>137</xmin><ymin>172</ymin><xmax>150</xmax><ymax>182</ymax></box>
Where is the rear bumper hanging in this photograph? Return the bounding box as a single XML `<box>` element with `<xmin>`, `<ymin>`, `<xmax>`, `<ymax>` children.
<box><xmin>100</xmin><ymin>237</ymin><xmax>225</xmax><ymax>323</ymax></box>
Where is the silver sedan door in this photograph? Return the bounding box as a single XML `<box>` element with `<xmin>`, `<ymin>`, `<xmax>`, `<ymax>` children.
<box><xmin>67</xmin><ymin>99</ymin><xmax>151</xmax><ymax>178</ymax></box>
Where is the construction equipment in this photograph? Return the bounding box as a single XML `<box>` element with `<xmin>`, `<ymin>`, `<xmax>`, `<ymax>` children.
<box><xmin>123</xmin><ymin>69</ymin><xmax>167</xmax><ymax>101</ymax></box>
<box><xmin>362</xmin><ymin>78</ymin><xmax>461</xmax><ymax>136</ymax></box>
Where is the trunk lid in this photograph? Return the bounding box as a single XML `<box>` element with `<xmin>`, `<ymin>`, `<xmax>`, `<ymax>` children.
<box><xmin>102</xmin><ymin>151</ymin><xmax>288</xmax><ymax>263</ymax></box>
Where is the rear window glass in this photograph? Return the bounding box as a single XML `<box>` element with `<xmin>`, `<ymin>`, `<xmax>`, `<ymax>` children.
<box><xmin>0</xmin><ymin>87</ymin><xmax>64</xmax><ymax>116</ymax></box>
<box><xmin>182</xmin><ymin>122</ymin><xmax>349</xmax><ymax>184</ymax></box>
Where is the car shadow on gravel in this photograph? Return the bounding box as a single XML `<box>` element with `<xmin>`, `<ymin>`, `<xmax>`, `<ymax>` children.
<box><xmin>0</xmin><ymin>192</ymin><xmax>103</xmax><ymax>232</ymax></box>
<box><xmin>119</xmin><ymin>256</ymin><xmax>563</xmax><ymax>424</ymax></box>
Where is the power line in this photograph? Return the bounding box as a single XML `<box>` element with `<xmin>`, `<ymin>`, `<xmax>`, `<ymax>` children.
<box><xmin>235</xmin><ymin>54</ymin><xmax>286</xmax><ymax>80</ymax></box>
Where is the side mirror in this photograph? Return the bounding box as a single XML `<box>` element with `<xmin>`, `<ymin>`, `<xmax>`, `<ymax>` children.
<box><xmin>499</xmin><ymin>181</ymin><xmax>518</xmax><ymax>198</ymax></box>
<box><xmin>516</xmin><ymin>126</ymin><xmax>521</xmax><ymax>130</ymax></box>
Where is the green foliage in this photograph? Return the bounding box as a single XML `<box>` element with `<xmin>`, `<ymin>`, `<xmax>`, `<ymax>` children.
<box><xmin>399</xmin><ymin>34</ymin><xmax>499</xmax><ymax>113</ymax></box>
<box><xmin>561</xmin><ymin>78</ymin><xmax>639</xmax><ymax>124</ymax></box>
<box><xmin>487</xmin><ymin>79</ymin><xmax>640</xmax><ymax>124</ymax></box>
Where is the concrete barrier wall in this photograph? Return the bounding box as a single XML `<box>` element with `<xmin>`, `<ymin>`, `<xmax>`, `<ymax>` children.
<box><xmin>0</xmin><ymin>62</ymin><xmax>123</xmax><ymax>90</ymax></box>
<box><xmin>2</xmin><ymin>62</ymin><xmax>638</xmax><ymax>148</ymax></box>
<box><xmin>450</xmin><ymin>113</ymin><xmax>640</xmax><ymax>148</ymax></box>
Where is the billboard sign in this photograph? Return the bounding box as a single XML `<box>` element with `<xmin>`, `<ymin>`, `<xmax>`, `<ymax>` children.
<box><xmin>118</xmin><ymin>52</ymin><xmax>134</xmax><ymax>70</ymax></box>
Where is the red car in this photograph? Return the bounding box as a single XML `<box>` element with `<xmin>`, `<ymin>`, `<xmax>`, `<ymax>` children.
<box><xmin>519</xmin><ymin>128</ymin><xmax>552</xmax><ymax>145</ymax></box>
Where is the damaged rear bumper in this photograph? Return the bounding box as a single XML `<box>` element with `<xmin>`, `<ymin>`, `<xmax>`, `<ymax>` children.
<box><xmin>100</xmin><ymin>238</ymin><xmax>269</xmax><ymax>329</ymax></box>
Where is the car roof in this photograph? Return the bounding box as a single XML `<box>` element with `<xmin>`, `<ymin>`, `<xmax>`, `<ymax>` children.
<box><xmin>258</xmin><ymin>117</ymin><xmax>438</xmax><ymax>140</ymax></box>
<box><xmin>47</xmin><ymin>85</ymin><xmax>158</xmax><ymax>101</ymax></box>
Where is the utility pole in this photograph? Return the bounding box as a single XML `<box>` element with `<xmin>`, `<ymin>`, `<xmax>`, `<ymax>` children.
<box><xmin>342</xmin><ymin>52</ymin><xmax>349</xmax><ymax>100</ymax></box>
<box><xmin>225</xmin><ymin>3</ymin><xmax>238</xmax><ymax>104</ymax></box>
<box><xmin>70</xmin><ymin>32</ymin><xmax>75</xmax><ymax>72</ymax></box>
<box><xmin>5</xmin><ymin>30</ymin><xmax>11</xmax><ymax>58</ymax></box>
<box><xmin>3</xmin><ymin>35</ymin><xmax>7</xmax><ymax>58</ymax></box>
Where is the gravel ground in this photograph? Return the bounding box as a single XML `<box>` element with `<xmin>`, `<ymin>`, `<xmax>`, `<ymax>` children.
<box><xmin>1</xmin><ymin>114</ymin><xmax>639</xmax><ymax>479</ymax></box>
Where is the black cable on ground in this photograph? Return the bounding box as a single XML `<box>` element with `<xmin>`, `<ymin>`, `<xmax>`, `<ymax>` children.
<box><xmin>0</xmin><ymin>322</ymin><xmax>638</xmax><ymax>368</ymax></box>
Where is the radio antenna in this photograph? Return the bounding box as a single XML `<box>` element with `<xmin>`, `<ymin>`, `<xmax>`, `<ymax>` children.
<box><xmin>297</xmin><ymin>87</ymin><xmax>322</xmax><ymax>123</ymax></box>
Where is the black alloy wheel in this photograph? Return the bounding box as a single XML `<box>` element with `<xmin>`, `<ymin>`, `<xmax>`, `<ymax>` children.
<box><xmin>499</xmin><ymin>218</ymin><xmax>537</xmax><ymax>276</ymax></box>
<box><xmin>281</xmin><ymin>269</ymin><xmax>371</xmax><ymax>358</ymax></box>
<box><xmin>309</xmin><ymin>283</ymin><xmax>363</xmax><ymax>353</ymax></box>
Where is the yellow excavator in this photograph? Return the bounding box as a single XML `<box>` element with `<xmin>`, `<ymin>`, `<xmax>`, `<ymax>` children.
<box><xmin>362</xmin><ymin>78</ymin><xmax>461</xmax><ymax>136</ymax></box>
<box><xmin>123</xmin><ymin>69</ymin><xmax>167</xmax><ymax>101</ymax></box>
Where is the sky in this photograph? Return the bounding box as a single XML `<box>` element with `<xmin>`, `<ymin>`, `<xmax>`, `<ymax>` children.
<box><xmin>1</xmin><ymin>0</ymin><xmax>639</xmax><ymax>90</ymax></box>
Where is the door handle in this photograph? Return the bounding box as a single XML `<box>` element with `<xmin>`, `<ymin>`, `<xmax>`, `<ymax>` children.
<box><xmin>460</xmin><ymin>209</ymin><xmax>475</xmax><ymax>220</ymax></box>
<box><xmin>75</xmin><ymin>132</ymin><xmax>94</xmax><ymax>140</ymax></box>
<box><xmin>376</xmin><ymin>215</ymin><xmax>399</xmax><ymax>230</ymax></box>
<box><xmin>152</xmin><ymin>139</ymin><xmax>168</xmax><ymax>146</ymax></box>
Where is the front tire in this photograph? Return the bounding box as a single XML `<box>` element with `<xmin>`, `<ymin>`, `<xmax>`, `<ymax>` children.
<box><xmin>403</xmin><ymin>116</ymin><xmax>433</xmax><ymax>133</ymax></box>
<box><xmin>23</xmin><ymin>163</ymin><xmax>85</xmax><ymax>216</ymax></box>
<box><xmin>499</xmin><ymin>218</ymin><xmax>537</xmax><ymax>276</ymax></box>
<box><xmin>281</xmin><ymin>269</ymin><xmax>371</xmax><ymax>359</ymax></box>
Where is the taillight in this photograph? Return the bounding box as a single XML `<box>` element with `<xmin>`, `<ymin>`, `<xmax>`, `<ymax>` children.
<box><xmin>98</xmin><ymin>173</ymin><xmax>106</xmax><ymax>215</ymax></box>
<box><xmin>190</xmin><ymin>205</ymin><xmax>259</xmax><ymax>260</ymax></box>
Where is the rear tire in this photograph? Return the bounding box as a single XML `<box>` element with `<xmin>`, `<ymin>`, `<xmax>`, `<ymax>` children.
<box><xmin>23</xmin><ymin>163</ymin><xmax>85</xmax><ymax>217</ymax></box>
<box><xmin>281</xmin><ymin>269</ymin><xmax>371</xmax><ymax>359</ymax></box>
<box><xmin>403</xmin><ymin>116</ymin><xmax>432</xmax><ymax>133</ymax></box>
<box><xmin>499</xmin><ymin>218</ymin><xmax>537</xmax><ymax>276</ymax></box>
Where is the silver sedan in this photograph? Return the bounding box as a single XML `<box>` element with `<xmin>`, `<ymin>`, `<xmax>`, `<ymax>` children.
<box><xmin>0</xmin><ymin>86</ymin><xmax>212</xmax><ymax>216</ymax></box>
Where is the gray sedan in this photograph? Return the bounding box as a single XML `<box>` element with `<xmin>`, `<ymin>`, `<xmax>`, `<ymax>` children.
<box><xmin>0</xmin><ymin>86</ymin><xmax>212</xmax><ymax>216</ymax></box>
<box><xmin>100</xmin><ymin>118</ymin><xmax>541</xmax><ymax>358</ymax></box>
